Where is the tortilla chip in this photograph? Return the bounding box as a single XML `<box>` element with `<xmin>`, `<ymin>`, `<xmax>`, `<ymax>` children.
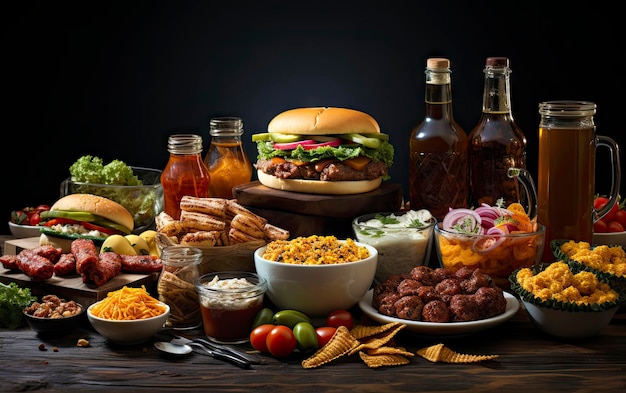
<box><xmin>416</xmin><ymin>343</ymin><xmax>499</xmax><ymax>363</ymax></box>
<box><xmin>350</xmin><ymin>322</ymin><xmax>404</xmax><ymax>340</ymax></box>
<box><xmin>366</xmin><ymin>346</ymin><xmax>414</xmax><ymax>357</ymax></box>
<box><xmin>301</xmin><ymin>326</ymin><xmax>360</xmax><ymax>369</ymax></box>
<box><xmin>349</xmin><ymin>323</ymin><xmax>406</xmax><ymax>355</ymax></box>
<box><xmin>359</xmin><ymin>352</ymin><xmax>411</xmax><ymax>368</ymax></box>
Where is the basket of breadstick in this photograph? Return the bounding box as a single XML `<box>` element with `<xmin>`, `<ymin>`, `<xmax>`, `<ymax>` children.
<box><xmin>155</xmin><ymin>196</ymin><xmax>290</xmax><ymax>273</ymax></box>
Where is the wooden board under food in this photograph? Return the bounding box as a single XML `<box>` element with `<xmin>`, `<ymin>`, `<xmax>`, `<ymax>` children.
<box><xmin>1</xmin><ymin>237</ymin><xmax>156</xmax><ymax>307</ymax></box>
<box><xmin>233</xmin><ymin>181</ymin><xmax>404</xmax><ymax>218</ymax></box>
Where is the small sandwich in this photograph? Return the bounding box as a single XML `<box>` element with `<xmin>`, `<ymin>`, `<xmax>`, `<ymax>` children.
<box><xmin>252</xmin><ymin>107</ymin><xmax>394</xmax><ymax>195</ymax></box>
<box><xmin>38</xmin><ymin>194</ymin><xmax>134</xmax><ymax>252</ymax></box>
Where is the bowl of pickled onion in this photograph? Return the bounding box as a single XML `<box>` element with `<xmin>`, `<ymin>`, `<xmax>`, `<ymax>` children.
<box><xmin>433</xmin><ymin>203</ymin><xmax>546</xmax><ymax>290</ymax></box>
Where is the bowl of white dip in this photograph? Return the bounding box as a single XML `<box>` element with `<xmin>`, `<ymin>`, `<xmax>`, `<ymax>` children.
<box><xmin>352</xmin><ymin>210</ymin><xmax>435</xmax><ymax>283</ymax></box>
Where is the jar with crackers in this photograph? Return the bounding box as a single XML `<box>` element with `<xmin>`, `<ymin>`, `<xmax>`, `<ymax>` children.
<box><xmin>157</xmin><ymin>246</ymin><xmax>203</xmax><ymax>330</ymax></box>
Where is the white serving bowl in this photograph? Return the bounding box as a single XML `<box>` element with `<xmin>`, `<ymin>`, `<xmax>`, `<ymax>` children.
<box><xmin>254</xmin><ymin>240</ymin><xmax>377</xmax><ymax>317</ymax></box>
<box><xmin>352</xmin><ymin>210</ymin><xmax>436</xmax><ymax>283</ymax></box>
<box><xmin>87</xmin><ymin>301</ymin><xmax>170</xmax><ymax>345</ymax></box>
<box><xmin>593</xmin><ymin>231</ymin><xmax>626</xmax><ymax>248</ymax></box>
<box><xmin>521</xmin><ymin>299</ymin><xmax>619</xmax><ymax>339</ymax></box>
<box><xmin>8</xmin><ymin>222</ymin><xmax>42</xmax><ymax>238</ymax></box>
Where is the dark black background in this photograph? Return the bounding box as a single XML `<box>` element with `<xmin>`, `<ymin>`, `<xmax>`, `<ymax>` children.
<box><xmin>2</xmin><ymin>0</ymin><xmax>622</xmax><ymax>235</ymax></box>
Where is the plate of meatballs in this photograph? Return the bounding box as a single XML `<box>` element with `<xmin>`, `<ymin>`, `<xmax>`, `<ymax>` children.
<box><xmin>359</xmin><ymin>265</ymin><xmax>520</xmax><ymax>335</ymax></box>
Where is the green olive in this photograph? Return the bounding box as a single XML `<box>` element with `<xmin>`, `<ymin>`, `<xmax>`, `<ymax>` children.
<box><xmin>251</xmin><ymin>307</ymin><xmax>274</xmax><ymax>330</ymax></box>
<box><xmin>293</xmin><ymin>321</ymin><xmax>318</xmax><ymax>353</ymax></box>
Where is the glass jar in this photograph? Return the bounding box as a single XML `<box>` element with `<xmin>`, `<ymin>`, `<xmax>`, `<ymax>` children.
<box><xmin>195</xmin><ymin>271</ymin><xmax>267</xmax><ymax>344</ymax></box>
<box><xmin>161</xmin><ymin>134</ymin><xmax>211</xmax><ymax>220</ymax></box>
<box><xmin>204</xmin><ymin>117</ymin><xmax>252</xmax><ymax>199</ymax></box>
<box><xmin>409</xmin><ymin>57</ymin><xmax>469</xmax><ymax>221</ymax></box>
<box><xmin>157</xmin><ymin>246</ymin><xmax>203</xmax><ymax>330</ymax></box>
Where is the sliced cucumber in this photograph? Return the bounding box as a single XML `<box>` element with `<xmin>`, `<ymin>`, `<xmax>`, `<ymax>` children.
<box><xmin>270</xmin><ymin>133</ymin><xmax>302</xmax><ymax>143</ymax></box>
<box><xmin>41</xmin><ymin>210</ymin><xmax>98</xmax><ymax>222</ymax></box>
<box><xmin>342</xmin><ymin>133</ymin><xmax>381</xmax><ymax>149</ymax></box>
<box><xmin>362</xmin><ymin>132</ymin><xmax>389</xmax><ymax>141</ymax></box>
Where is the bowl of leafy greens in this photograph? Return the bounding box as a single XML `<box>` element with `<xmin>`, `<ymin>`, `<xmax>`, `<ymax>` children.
<box><xmin>0</xmin><ymin>282</ymin><xmax>37</xmax><ymax>329</ymax></box>
<box><xmin>61</xmin><ymin>156</ymin><xmax>164</xmax><ymax>233</ymax></box>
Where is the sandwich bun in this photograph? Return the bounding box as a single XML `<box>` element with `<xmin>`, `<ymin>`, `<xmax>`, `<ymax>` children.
<box><xmin>267</xmin><ymin>107</ymin><xmax>380</xmax><ymax>135</ymax></box>
<box><xmin>39</xmin><ymin>233</ymin><xmax>74</xmax><ymax>253</ymax></box>
<box><xmin>51</xmin><ymin>193</ymin><xmax>134</xmax><ymax>231</ymax></box>
<box><xmin>257</xmin><ymin>170</ymin><xmax>382</xmax><ymax>195</ymax></box>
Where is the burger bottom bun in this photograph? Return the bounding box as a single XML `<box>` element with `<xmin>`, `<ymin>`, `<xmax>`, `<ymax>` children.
<box><xmin>39</xmin><ymin>233</ymin><xmax>74</xmax><ymax>253</ymax></box>
<box><xmin>257</xmin><ymin>170</ymin><xmax>382</xmax><ymax>195</ymax></box>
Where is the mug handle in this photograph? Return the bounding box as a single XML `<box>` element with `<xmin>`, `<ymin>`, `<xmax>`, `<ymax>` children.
<box><xmin>594</xmin><ymin>136</ymin><xmax>621</xmax><ymax>222</ymax></box>
<box><xmin>507</xmin><ymin>167</ymin><xmax>538</xmax><ymax>220</ymax></box>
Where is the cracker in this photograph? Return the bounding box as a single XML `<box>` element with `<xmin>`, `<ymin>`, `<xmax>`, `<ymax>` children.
<box><xmin>301</xmin><ymin>326</ymin><xmax>359</xmax><ymax>369</ymax></box>
<box><xmin>366</xmin><ymin>346</ymin><xmax>414</xmax><ymax>357</ymax></box>
<box><xmin>359</xmin><ymin>352</ymin><xmax>411</xmax><ymax>368</ymax></box>
<box><xmin>416</xmin><ymin>343</ymin><xmax>499</xmax><ymax>363</ymax></box>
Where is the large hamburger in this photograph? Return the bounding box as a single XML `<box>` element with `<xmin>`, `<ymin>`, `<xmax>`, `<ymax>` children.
<box><xmin>38</xmin><ymin>193</ymin><xmax>134</xmax><ymax>252</ymax></box>
<box><xmin>252</xmin><ymin>107</ymin><xmax>394</xmax><ymax>194</ymax></box>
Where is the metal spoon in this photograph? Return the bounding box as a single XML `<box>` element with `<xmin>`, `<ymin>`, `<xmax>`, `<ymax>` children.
<box><xmin>154</xmin><ymin>341</ymin><xmax>192</xmax><ymax>356</ymax></box>
<box><xmin>154</xmin><ymin>340</ymin><xmax>251</xmax><ymax>369</ymax></box>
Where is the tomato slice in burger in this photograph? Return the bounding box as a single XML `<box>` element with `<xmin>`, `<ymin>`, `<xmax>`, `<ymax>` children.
<box><xmin>81</xmin><ymin>221</ymin><xmax>119</xmax><ymax>235</ymax></box>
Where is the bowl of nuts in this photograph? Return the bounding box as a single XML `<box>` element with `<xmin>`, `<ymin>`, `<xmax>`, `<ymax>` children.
<box><xmin>22</xmin><ymin>294</ymin><xmax>86</xmax><ymax>335</ymax></box>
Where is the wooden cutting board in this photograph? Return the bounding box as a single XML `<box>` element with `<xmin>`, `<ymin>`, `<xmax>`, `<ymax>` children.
<box><xmin>1</xmin><ymin>237</ymin><xmax>156</xmax><ymax>307</ymax></box>
<box><xmin>233</xmin><ymin>181</ymin><xmax>404</xmax><ymax>218</ymax></box>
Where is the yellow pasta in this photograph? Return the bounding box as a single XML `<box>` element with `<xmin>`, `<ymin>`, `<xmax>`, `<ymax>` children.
<box><xmin>91</xmin><ymin>286</ymin><xmax>166</xmax><ymax>320</ymax></box>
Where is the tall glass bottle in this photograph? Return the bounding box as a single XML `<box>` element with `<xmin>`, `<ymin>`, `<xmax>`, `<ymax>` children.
<box><xmin>204</xmin><ymin>117</ymin><xmax>253</xmax><ymax>199</ymax></box>
<box><xmin>468</xmin><ymin>57</ymin><xmax>526</xmax><ymax>208</ymax></box>
<box><xmin>409</xmin><ymin>57</ymin><xmax>468</xmax><ymax>222</ymax></box>
<box><xmin>161</xmin><ymin>134</ymin><xmax>211</xmax><ymax>220</ymax></box>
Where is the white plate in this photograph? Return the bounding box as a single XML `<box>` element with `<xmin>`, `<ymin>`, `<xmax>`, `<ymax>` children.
<box><xmin>359</xmin><ymin>289</ymin><xmax>519</xmax><ymax>336</ymax></box>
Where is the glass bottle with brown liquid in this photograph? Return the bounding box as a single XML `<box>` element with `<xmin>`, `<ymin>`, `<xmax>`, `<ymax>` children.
<box><xmin>409</xmin><ymin>58</ymin><xmax>468</xmax><ymax>221</ymax></box>
<box><xmin>468</xmin><ymin>57</ymin><xmax>527</xmax><ymax>208</ymax></box>
<box><xmin>161</xmin><ymin>134</ymin><xmax>211</xmax><ymax>220</ymax></box>
<box><xmin>204</xmin><ymin>117</ymin><xmax>252</xmax><ymax>199</ymax></box>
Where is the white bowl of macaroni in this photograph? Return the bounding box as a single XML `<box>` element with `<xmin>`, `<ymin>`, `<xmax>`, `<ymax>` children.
<box><xmin>352</xmin><ymin>210</ymin><xmax>435</xmax><ymax>283</ymax></box>
<box><xmin>254</xmin><ymin>235</ymin><xmax>378</xmax><ymax>317</ymax></box>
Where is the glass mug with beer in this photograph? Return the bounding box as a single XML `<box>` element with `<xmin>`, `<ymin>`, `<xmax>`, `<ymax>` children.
<box><xmin>537</xmin><ymin>101</ymin><xmax>621</xmax><ymax>263</ymax></box>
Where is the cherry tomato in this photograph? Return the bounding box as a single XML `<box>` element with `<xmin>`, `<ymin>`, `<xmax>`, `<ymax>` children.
<box><xmin>315</xmin><ymin>326</ymin><xmax>337</xmax><ymax>348</ymax></box>
<box><xmin>249</xmin><ymin>323</ymin><xmax>274</xmax><ymax>353</ymax></box>
<box><xmin>614</xmin><ymin>209</ymin><xmax>626</xmax><ymax>229</ymax></box>
<box><xmin>326</xmin><ymin>310</ymin><xmax>354</xmax><ymax>330</ymax></box>
<box><xmin>266</xmin><ymin>325</ymin><xmax>297</xmax><ymax>357</ymax></box>
<box><xmin>594</xmin><ymin>196</ymin><xmax>619</xmax><ymax>222</ymax></box>
<box><xmin>607</xmin><ymin>221</ymin><xmax>624</xmax><ymax>233</ymax></box>
<box><xmin>594</xmin><ymin>219</ymin><xmax>608</xmax><ymax>234</ymax></box>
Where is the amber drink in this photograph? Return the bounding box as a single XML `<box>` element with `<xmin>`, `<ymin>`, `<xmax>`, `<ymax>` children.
<box><xmin>537</xmin><ymin>101</ymin><xmax>621</xmax><ymax>263</ymax></box>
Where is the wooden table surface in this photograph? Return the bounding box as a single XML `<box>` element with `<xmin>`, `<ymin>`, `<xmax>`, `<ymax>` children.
<box><xmin>1</xmin><ymin>302</ymin><xmax>625</xmax><ymax>392</ymax></box>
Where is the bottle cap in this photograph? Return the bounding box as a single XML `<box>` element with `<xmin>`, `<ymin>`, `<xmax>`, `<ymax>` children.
<box><xmin>427</xmin><ymin>58</ymin><xmax>450</xmax><ymax>69</ymax></box>
<box><xmin>209</xmin><ymin>117</ymin><xmax>244</xmax><ymax>137</ymax></box>
<box><xmin>167</xmin><ymin>134</ymin><xmax>204</xmax><ymax>154</ymax></box>
<box><xmin>486</xmin><ymin>57</ymin><xmax>510</xmax><ymax>68</ymax></box>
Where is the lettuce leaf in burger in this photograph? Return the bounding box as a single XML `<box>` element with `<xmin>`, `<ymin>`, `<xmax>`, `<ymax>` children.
<box><xmin>252</xmin><ymin>107</ymin><xmax>394</xmax><ymax>195</ymax></box>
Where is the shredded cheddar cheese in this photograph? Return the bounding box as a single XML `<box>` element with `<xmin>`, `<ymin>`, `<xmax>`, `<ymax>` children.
<box><xmin>91</xmin><ymin>286</ymin><xmax>166</xmax><ymax>320</ymax></box>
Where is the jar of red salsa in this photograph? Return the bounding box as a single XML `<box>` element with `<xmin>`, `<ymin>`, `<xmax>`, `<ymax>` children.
<box><xmin>161</xmin><ymin>134</ymin><xmax>211</xmax><ymax>220</ymax></box>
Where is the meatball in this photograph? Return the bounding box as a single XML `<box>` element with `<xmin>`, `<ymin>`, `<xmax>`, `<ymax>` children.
<box><xmin>435</xmin><ymin>278</ymin><xmax>462</xmax><ymax>302</ymax></box>
<box><xmin>422</xmin><ymin>300</ymin><xmax>450</xmax><ymax>322</ymax></box>
<box><xmin>394</xmin><ymin>295</ymin><xmax>424</xmax><ymax>320</ymax></box>
<box><xmin>432</xmin><ymin>267</ymin><xmax>455</xmax><ymax>283</ymax></box>
<box><xmin>408</xmin><ymin>266</ymin><xmax>436</xmax><ymax>286</ymax></box>
<box><xmin>397</xmin><ymin>279</ymin><xmax>423</xmax><ymax>297</ymax></box>
<box><xmin>474</xmin><ymin>286</ymin><xmax>507</xmax><ymax>318</ymax></box>
<box><xmin>448</xmin><ymin>294</ymin><xmax>482</xmax><ymax>322</ymax></box>
<box><xmin>416</xmin><ymin>285</ymin><xmax>441</xmax><ymax>304</ymax></box>
<box><xmin>377</xmin><ymin>292</ymin><xmax>402</xmax><ymax>316</ymax></box>
<box><xmin>460</xmin><ymin>269</ymin><xmax>494</xmax><ymax>294</ymax></box>
<box><xmin>454</xmin><ymin>266</ymin><xmax>476</xmax><ymax>280</ymax></box>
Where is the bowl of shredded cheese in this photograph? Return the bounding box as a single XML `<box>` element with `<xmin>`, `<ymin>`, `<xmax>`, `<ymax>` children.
<box><xmin>87</xmin><ymin>286</ymin><xmax>170</xmax><ymax>345</ymax></box>
<box><xmin>254</xmin><ymin>235</ymin><xmax>377</xmax><ymax>317</ymax></box>
<box><xmin>510</xmin><ymin>261</ymin><xmax>621</xmax><ymax>339</ymax></box>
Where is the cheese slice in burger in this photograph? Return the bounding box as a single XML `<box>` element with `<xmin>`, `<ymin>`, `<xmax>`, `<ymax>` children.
<box><xmin>252</xmin><ymin>107</ymin><xmax>394</xmax><ymax>195</ymax></box>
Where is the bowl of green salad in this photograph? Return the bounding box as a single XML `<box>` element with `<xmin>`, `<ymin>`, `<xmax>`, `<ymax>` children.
<box><xmin>61</xmin><ymin>156</ymin><xmax>164</xmax><ymax>233</ymax></box>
